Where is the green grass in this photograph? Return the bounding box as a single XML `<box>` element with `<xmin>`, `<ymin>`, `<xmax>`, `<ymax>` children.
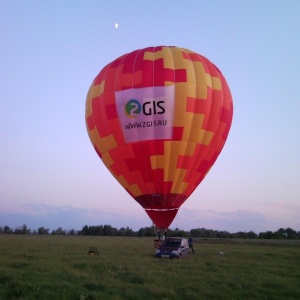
<box><xmin>0</xmin><ymin>235</ymin><xmax>299</xmax><ymax>299</ymax></box>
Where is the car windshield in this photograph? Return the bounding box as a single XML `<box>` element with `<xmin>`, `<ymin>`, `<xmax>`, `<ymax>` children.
<box><xmin>163</xmin><ymin>240</ymin><xmax>181</xmax><ymax>247</ymax></box>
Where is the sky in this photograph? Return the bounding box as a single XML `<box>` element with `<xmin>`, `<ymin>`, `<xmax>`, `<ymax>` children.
<box><xmin>1</xmin><ymin>0</ymin><xmax>300</xmax><ymax>233</ymax></box>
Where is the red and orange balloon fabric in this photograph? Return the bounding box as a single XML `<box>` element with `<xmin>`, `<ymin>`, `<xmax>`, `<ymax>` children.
<box><xmin>85</xmin><ymin>46</ymin><xmax>233</xmax><ymax>229</ymax></box>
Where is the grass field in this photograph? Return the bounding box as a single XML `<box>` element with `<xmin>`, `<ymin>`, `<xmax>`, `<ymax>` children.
<box><xmin>0</xmin><ymin>235</ymin><xmax>299</xmax><ymax>299</ymax></box>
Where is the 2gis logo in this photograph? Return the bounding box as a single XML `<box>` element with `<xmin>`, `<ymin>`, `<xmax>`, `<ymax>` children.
<box><xmin>124</xmin><ymin>99</ymin><xmax>165</xmax><ymax>118</ymax></box>
<box><xmin>124</xmin><ymin>99</ymin><xmax>141</xmax><ymax>118</ymax></box>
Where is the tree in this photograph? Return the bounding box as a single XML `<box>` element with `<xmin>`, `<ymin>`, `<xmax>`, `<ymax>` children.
<box><xmin>138</xmin><ymin>226</ymin><xmax>155</xmax><ymax>237</ymax></box>
<box><xmin>22</xmin><ymin>224</ymin><xmax>30</xmax><ymax>234</ymax></box>
<box><xmin>117</xmin><ymin>227</ymin><xmax>134</xmax><ymax>236</ymax></box>
<box><xmin>4</xmin><ymin>226</ymin><xmax>12</xmax><ymax>234</ymax></box>
<box><xmin>274</xmin><ymin>228</ymin><xmax>286</xmax><ymax>239</ymax></box>
<box><xmin>247</xmin><ymin>231</ymin><xmax>258</xmax><ymax>239</ymax></box>
<box><xmin>124</xmin><ymin>226</ymin><xmax>135</xmax><ymax>236</ymax></box>
<box><xmin>68</xmin><ymin>229</ymin><xmax>77</xmax><ymax>235</ymax></box>
<box><xmin>38</xmin><ymin>227</ymin><xmax>49</xmax><ymax>235</ymax></box>
<box><xmin>52</xmin><ymin>227</ymin><xmax>66</xmax><ymax>235</ymax></box>
<box><xmin>13</xmin><ymin>224</ymin><xmax>30</xmax><ymax>234</ymax></box>
<box><xmin>285</xmin><ymin>227</ymin><xmax>297</xmax><ymax>239</ymax></box>
<box><xmin>168</xmin><ymin>228</ymin><xmax>187</xmax><ymax>237</ymax></box>
<box><xmin>103</xmin><ymin>225</ymin><xmax>117</xmax><ymax>236</ymax></box>
<box><xmin>258</xmin><ymin>231</ymin><xmax>274</xmax><ymax>239</ymax></box>
<box><xmin>80</xmin><ymin>225</ymin><xmax>90</xmax><ymax>235</ymax></box>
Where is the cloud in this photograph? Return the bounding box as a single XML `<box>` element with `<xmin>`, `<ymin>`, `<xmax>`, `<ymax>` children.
<box><xmin>174</xmin><ymin>208</ymin><xmax>267</xmax><ymax>233</ymax></box>
<box><xmin>0</xmin><ymin>203</ymin><xmax>297</xmax><ymax>233</ymax></box>
<box><xmin>0</xmin><ymin>203</ymin><xmax>149</xmax><ymax>231</ymax></box>
<box><xmin>268</xmin><ymin>201</ymin><xmax>300</xmax><ymax>211</ymax></box>
<box><xmin>260</xmin><ymin>201</ymin><xmax>300</xmax><ymax>230</ymax></box>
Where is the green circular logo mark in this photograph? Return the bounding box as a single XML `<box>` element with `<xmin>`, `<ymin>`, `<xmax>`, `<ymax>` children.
<box><xmin>125</xmin><ymin>99</ymin><xmax>141</xmax><ymax>118</ymax></box>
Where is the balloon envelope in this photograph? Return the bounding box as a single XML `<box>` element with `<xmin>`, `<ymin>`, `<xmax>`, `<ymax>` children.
<box><xmin>86</xmin><ymin>46</ymin><xmax>233</xmax><ymax>229</ymax></box>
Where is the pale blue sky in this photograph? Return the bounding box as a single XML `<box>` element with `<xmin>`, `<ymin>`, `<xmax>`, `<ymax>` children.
<box><xmin>1</xmin><ymin>0</ymin><xmax>299</xmax><ymax>233</ymax></box>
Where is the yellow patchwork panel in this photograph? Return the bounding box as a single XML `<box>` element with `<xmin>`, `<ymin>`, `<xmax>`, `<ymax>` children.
<box><xmin>117</xmin><ymin>175</ymin><xmax>142</xmax><ymax>197</ymax></box>
<box><xmin>89</xmin><ymin>129</ymin><xmax>117</xmax><ymax>155</ymax></box>
<box><xmin>101</xmin><ymin>152</ymin><xmax>114</xmax><ymax>167</ymax></box>
<box><xmin>143</xmin><ymin>47</ymin><xmax>174</xmax><ymax>69</ymax></box>
<box><xmin>90</xmin><ymin>80</ymin><xmax>105</xmax><ymax>99</ymax></box>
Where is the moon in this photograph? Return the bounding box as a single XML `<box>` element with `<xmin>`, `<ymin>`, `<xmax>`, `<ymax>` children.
<box><xmin>115</xmin><ymin>23</ymin><xmax>119</xmax><ymax>29</ymax></box>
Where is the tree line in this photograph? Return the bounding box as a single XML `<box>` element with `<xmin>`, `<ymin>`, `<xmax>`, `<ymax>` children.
<box><xmin>0</xmin><ymin>224</ymin><xmax>299</xmax><ymax>239</ymax></box>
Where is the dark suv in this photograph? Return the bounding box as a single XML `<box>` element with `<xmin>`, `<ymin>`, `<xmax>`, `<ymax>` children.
<box><xmin>155</xmin><ymin>237</ymin><xmax>189</xmax><ymax>259</ymax></box>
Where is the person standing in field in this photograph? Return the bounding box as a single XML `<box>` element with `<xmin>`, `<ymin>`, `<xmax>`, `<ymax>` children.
<box><xmin>188</xmin><ymin>235</ymin><xmax>194</xmax><ymax>254</ymax></box>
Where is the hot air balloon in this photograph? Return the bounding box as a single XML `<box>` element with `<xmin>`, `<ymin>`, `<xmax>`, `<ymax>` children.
<box><xmin>85</xmin><ymin>46</ymin><xmax>233</xmax><ymax>230</ymax></box>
